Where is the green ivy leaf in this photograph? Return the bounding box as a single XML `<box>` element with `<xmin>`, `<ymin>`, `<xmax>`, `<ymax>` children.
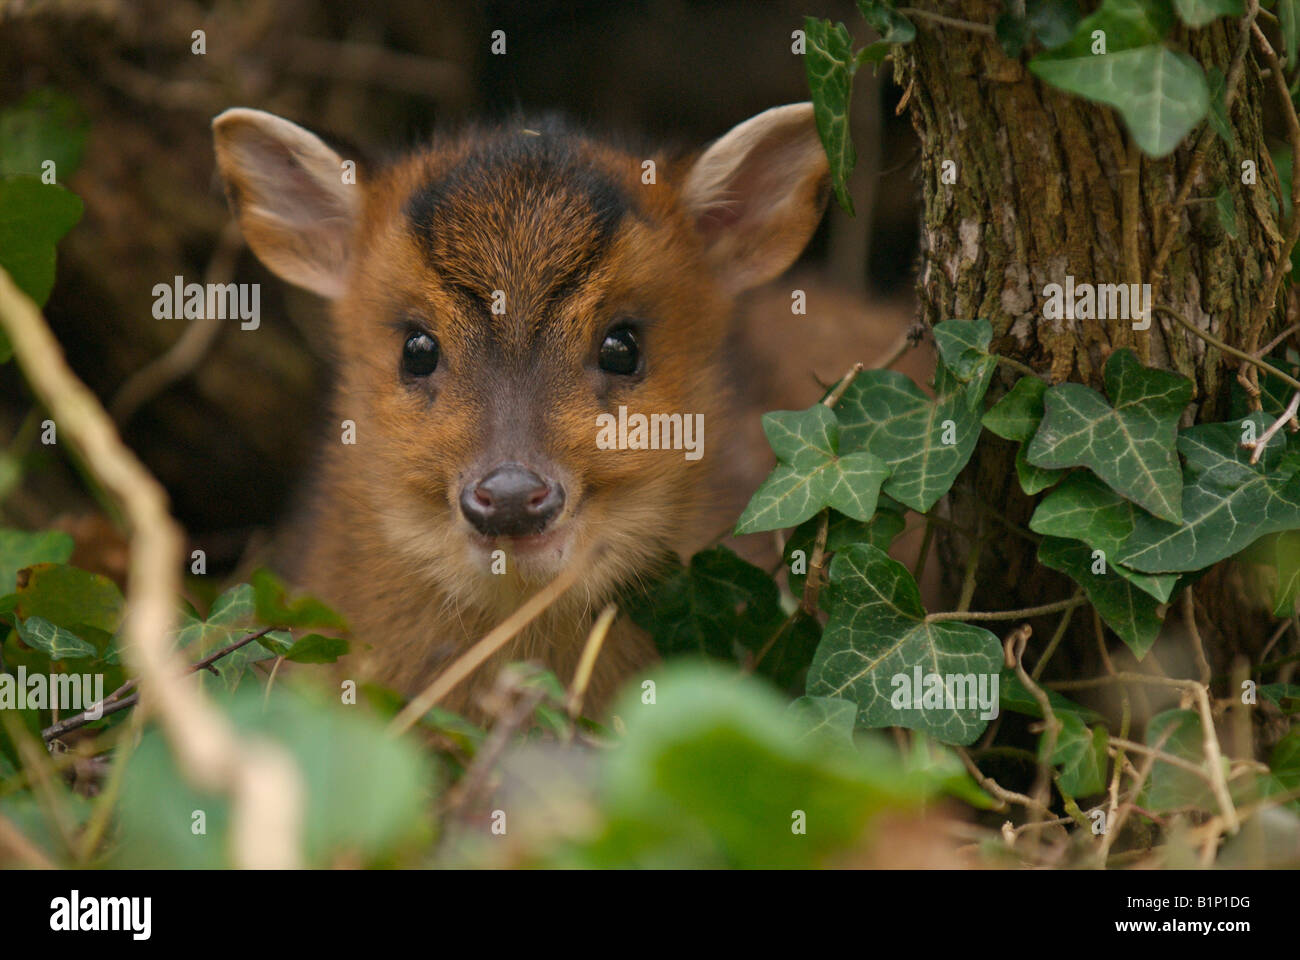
<box><xmin>116</xmin><ymin>685</ymin><xmax>433</xmax><ymax>867</ymax></box>
<box><xmin>932</xmin><ymin>318</ymin><xmax>997</xmax><ymax>409</ymax></box>
<box><xmin>250</xmin><ymin>567</ymin><xmax>348</xmax><ymax>632</ymax></box>
<box><xmin>1027</xmin><ymin>0</ymin><xmax>1084</xmax><ymax>48</ymax></box>
<box><xmin>1214</xmin><ymin>186</ymin><xmax>1238</xmax><ymax>238</ymax></box>
<box><xmin>803</xmin><ymin>18</ymin><xmax>858</xmax><ymax>214</ymax></box>
<box><xmin>1027</xmin><ymin>348</ymin><xmax>1191</xmax><ymax>523</ymax></box>
<box><xmin>0</xmin><ymin>528</ymin><xmax>73</xmax><ymax>595</ymax></box>
<box><xmin>1040</xmin><ymin>0</ymin><xmax>1174</xmax><ymax>58</ymax></box>
<box><xmin>0</xmin><ymin>177</ymin><xmax>84</xmax><ymax>306</ymax></box>
<box><xmin>623</xmin><ymin>546</ymin><xmax>784</xmax><ymax>659</ymax></box>
<box><xmin>15</xmin><ymin>615</ymin><xmax>96</xmax><ymax>660</ymax></box>
<box><xmin>787</xmin><ymin>695</ymin><xmax>859</xmax><ymax>749</ymax></box>
<box><xmin>1282</xmin><ymin>0</ymin><xmax>1299</xmax><ymax>64</ymax></box>
<box><xmin>14</xmin><ymin>563</ymin><xmax>124</xmax><ymax>647</ymax></box>
<box><xmin>855</xmin><ymin>0</ymin><xmax>917</xmax><ymax>65</ymax></box>
<box><xmin>735</xmin><ymin>405</ymin><xmax>890</xmax><ymax>535</ymax></box>
<box><xmin>1205</xmin><ymin>67</ymin><xmax>1234</xmax><ymax>149</ymax></box>
<box><xmin>1260</xmin><ymin>683</ymin><xmax>1300</xmax><ymax>713</ymax></box>
<box><xmin>1038</xmin><ymin>536</ymin><xmax>1165</xmax><ymax>658</ymax></box>
<box><xmin>1030</xmin><ymin>46</ymin><xmax>1209</xmax><ymax>158</ymax></box>
<box><xmin>282</xmin><ymin>633</ymin><xmax>350</xmax><ymax>664</ymax></box>
<box><xmin>999</xmin><ymin>668</ymin><xmax>1104</xmax><ymax>725</ymax></box>
<box><xmin>807</xmin><ymin>543</ymin><xmax>1003</xmax><ymax>746</ymax></box>
<box><xmin>836</xmin><ymin>353</ymin><xmax>995</xmax><ymax>514</ymax></box>
<box><xmin>1045</xmin><ymin>713</ymin><xmax>1109</xmax><ymax>796</ymax></box>
<box><xmin>1030</xmin><ymin>472</ymin><xmax>1179</xmax><ymax>600</ymax></box>
<box><xmin>1172</xmin><ymin>0</ymin><xmax>1244</xmax><ymax>26</ymax></box>
<box><xmin>0</xmin><ymin>89</ymin><xmax>89</xmax><ymax>180</ymax></box>
<box><xmin>1266</xmin><ymin>530</ymin><xmax>1300</xmax><ymax>616</ymax></box>
<box><xmin>591</xmin><ymin>661</ymin><xmax>936</xmax><ymax>868</ymax></box>
<box><xmin>1117</xmin><ymin>414</ymin><xmax>1300</xmax><ymax>573</ymax></box>
<box><xmin>174</xmin><ymin>584</ymin><xmax>288</xmax><ymax>692</ymax></box>
<box><xmin>983</xmin><ymin>376</ymin><xmax>1069</xmax><ymax>495</ymax></box>
<box><xmin>783</xmin><ymin>499</ymin><xmax>907</xmax><ymax>596</ymax></box>
<box><xmin>1141</xmin><ymin>708</ymin><xmax>1217</xmax><ymax>812</ymax></box>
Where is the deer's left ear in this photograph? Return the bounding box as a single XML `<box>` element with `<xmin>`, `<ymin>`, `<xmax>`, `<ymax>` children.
<box><xmin>681</xmin><ymin>103</ymin><xmax>831</xmax><ymax>294</ymax></box>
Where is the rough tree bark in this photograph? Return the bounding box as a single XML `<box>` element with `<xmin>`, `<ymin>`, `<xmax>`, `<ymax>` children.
<box><xmin>895</xmin><ymin>2</ymin><xmax>1286</xmax><ymax>672</ymax></box>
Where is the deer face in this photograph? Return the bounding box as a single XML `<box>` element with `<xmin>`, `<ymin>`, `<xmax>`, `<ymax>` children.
<box><xmin>212</xmin><ymin>105</ymin><xmax>828</xmax><ymax>605</ymax></box>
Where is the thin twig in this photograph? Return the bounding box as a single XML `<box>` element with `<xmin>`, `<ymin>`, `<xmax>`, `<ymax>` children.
<box><xmin>1152</xmin><ymin>304</ymin><xmax>1300</xmax><ymax>392</ymax></box>
<box><xmin>567</xmin><ymin>604</ymin><xmax>617</xmax><ymax>719</ymax></box>
<box><xmin>926</xmin><ymin>594</ymin><xmax>1085</xmax><ymax>623</ymax></box>
<box><xmin>897</xmin><ymin>6</ymin><xmax>996</xmax><ymax>35</ymax></box>
<box><xmin>0</xmin><ymin>267</ymin><xmax>304</xmax><ymax>868</ymax></box>
<box><xmin>388</xmin><ymin>544</ymin><xmax>602</xmax><ymax>736</ymax></box>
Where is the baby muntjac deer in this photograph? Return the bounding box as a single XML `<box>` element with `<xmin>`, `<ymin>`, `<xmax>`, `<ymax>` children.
<box><xmin>211</xmin><ymin>104</ymin><xmax>832</xmax><ymax>717</ymax></box>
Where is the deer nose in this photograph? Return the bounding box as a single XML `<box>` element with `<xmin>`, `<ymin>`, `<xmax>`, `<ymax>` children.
<box><xmin>459</xmin><ymin>463</ymin><xmax>565</xmax><ymax>537</ymax></box>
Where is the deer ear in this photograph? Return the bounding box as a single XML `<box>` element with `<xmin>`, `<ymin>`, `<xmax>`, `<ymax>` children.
<box><xmin>682</xmin><ymin>103</ymin><xmax>830</xmax><ymax>294</ymax></box>
<box><xmin>212</xmin><ymin>108</ymin><xmax>359</xmax><ymax>300</ymax></box>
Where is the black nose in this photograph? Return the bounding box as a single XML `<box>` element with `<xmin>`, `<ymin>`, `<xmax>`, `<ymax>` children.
<box><xmin>459</xmin><ymin>464</ymin><xmax>565</xmax><ymax>537</ymax></box>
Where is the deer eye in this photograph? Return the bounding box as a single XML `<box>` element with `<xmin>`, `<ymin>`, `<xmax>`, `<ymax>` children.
<box><xmin>598</xmin><ymin>326</ymin><xmax>640</xmax><ymax>375</ymax></box>
<box><xmin>402</xmin><ymin>331</ymin><xmax>440</xmax><ymax>377</ymax></box>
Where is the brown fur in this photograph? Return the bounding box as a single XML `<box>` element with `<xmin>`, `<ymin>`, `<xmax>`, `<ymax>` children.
<box><xmin>212</xmin><ymin>105</ymin><xmax>911</xmax><ymax>719</ymax></box>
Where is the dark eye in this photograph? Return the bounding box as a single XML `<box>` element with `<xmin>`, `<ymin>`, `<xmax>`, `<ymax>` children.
<box><xmin>599</xmin><ymin>326</ymin><xmax>640</xmax><ymax>375</ymax></box>
<box><xmin>402</xmin><ymin>331</ymin><xmax>440</xmax><ymax>377</ymax></box>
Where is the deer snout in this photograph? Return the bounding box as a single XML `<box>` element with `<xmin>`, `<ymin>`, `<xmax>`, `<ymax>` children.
<box><xmin>459</xmin><ymin>463</ymin><xmax>566</xmax><ymax>538</ymax></box>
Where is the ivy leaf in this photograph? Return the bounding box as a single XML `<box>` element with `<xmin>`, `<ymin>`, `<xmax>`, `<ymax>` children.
<box><xmin>1030</xmin><ymin>472</ymin><xmax>1179</xmax><ymax>601</ymax></box>
<box><xmin>1038</xmin><ymin>0</ymin><xmax>1174</xmax><ymax>58</ymax></box>
<box><xmin>0</xmin><ymin>177</ymin><xmax>84</xmax><ymax>306</ymax></box>
<box><xmin>836</xmin><ymin>355</ymin><xmax>994</xmax><ymax>514</ymax></box>
<box><xmin>735</xmin><ymin>405</ymin><xmax>889</xmax><ymax>535</ymax></box>
<box><xmin>0</xmin><ymin>528</ymin><xmax>73</xmax><ymax>595</ymax></box>
<box><xmin>807</xmin><ymin>543</ymin><xmax>1003</xmax><ymax>746</ymax></box>
<box><xmin>983</xmin><ymin>376</ymin><xmax>1048</xmax><ymax>442</ymax></box>
<box><xmin>855</xmin><ymin>0</ymin><xmax>917</xmax><ymax>65</ymax></box>
<box><xmin>783</xmin><ymin>499</ymin><xmax>907</xmax><ymax>596</ymax></box>
<box><xmin>803</xmin><ymin>18</ymin><xmax>858</xmax><ymax>214</ymax></box>
<box><xmin>1266</xmin><ymin>530</ymin><xmax>1300</xmax><ymax>616</ymax></box>
<box><xmin>1027</xmin><ymin>348</ymin><xmax>1191</xmax><ymax>523</ymax></box>
<box><xmin>623</xmin><ymin>546</ymin><xmax>784</xmax><ymax>659</ymax></box>
<box><xmin>1027</xmin><ymin>0</ymin><xmax>1084</xmax><ymax>48</ymax></box>
<box><xmin>1282</xmin><ymin>0</ymin><xmax>1299</xmax><ymax>64</ymax></box>
<box><xmin>1141</xmin><ymin>709</ymin><xmax>1217</xmax><ymax>812</ymax></box>
<box><xmin>14</xmin><ymin>563</ymin><xmax>124</xmax><ymax>655</ymax></box>
<box><xmin>174</xmin><ymin>584</ymin><xmax>288</xmax><ymax>693</ymax></box>
<box><xmin>932</xmin><ymin>318</ymin><xmax>997</xmax><ymax>409</ymax></box>
<box><xmin>999</xmin><ymin>668</ymin><xmax>1104</xmax><ymax>725</ymax></box>
<box><xmin>15</xmin><ymin>615</ymin><xmax>96</xmax><ymax>660</ymax></box>
<box><xmin>1260</xmin><ymin>683</ymin><xmax>1300</xmax><ymax>713</ymax></box>
<box><xmin>250</xmin><ymin>568</ymin><xmax>348</xmax><ymax>632</ymax></box>
<box><xmin>1038</xmin><ymin>536</ymin><xmax>1165</xmax><ymax>658</ymax></box>
<box><xmin>1173</xmin><ymin>0</ymin><xmax>1244</xmax><ymax>26</ymax></box>
<box><xmin>1030</xmin><ymin>46</ymin><xmax>1209</xmax><ymax>158</ymax></box>
<box><xmin>1205</xmin><ymin>67</ymin><xmax>1234</xmax><ymax>149</ymax></box>
<box><xmin>983</xmin><ymin>376</ymin><xmax>1069</xmax><ymax>494</ymax></box>
<box><xmin>1214</xmin><ymin>186</ymin><xmax>1238</xmax><ymax>239</ymax></box>
<box><xmin>1045</xmin><ymin>713</ymin><xmax>1109</xmax><ymax>796</ymax></box>
<box><xmin>282</xmin><ymin>633</ymin><xmax>350</xmax><ymax>664</ymax></box>
<box><xmin>1117</xmin><ymin>414</ymin><xmax>1300</xmax><ymax>573</ymax></box>
<box><xmin>787</xmin><ymin>695</ymin><xmax>859</xmax><ymax>749</ymax></box>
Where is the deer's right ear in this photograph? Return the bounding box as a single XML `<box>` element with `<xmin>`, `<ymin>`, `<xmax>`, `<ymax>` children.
<box><xmin>212</xmin><ymin>108</ymin><xmax>359</xmax><ymax>300</ymax></box>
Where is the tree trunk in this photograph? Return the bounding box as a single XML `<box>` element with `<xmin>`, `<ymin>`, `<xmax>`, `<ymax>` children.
<box><xmin>895</xmin><ymin>2</ymin><xmax>1285</xmax><ymax>673</ymax></box>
